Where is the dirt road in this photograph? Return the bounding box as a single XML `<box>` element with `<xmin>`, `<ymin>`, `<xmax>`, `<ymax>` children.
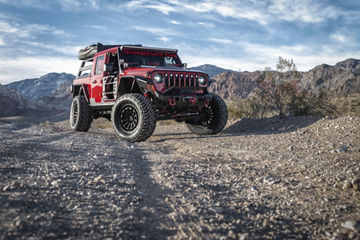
<box><xmin>0</xmin><ymin>116</ymin><xmax>359</xmax><ymax>239</ymax></box>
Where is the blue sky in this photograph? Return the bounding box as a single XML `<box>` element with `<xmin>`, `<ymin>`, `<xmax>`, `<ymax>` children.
<box><xmin>0</xmin><ymin>0</ymin><xmax>359</xmax><ymax>84</ymax></box>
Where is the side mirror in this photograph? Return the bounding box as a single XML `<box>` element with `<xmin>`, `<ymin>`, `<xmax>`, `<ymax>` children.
<box><xmin>104</xmin><ymin>63</ymin><xmax>113</xmax><ymax>73</ymax></box>
<box><xmin>183</xmin><ymin>63</ymin><xmax>187</xmax><ymax>68</ymax></box>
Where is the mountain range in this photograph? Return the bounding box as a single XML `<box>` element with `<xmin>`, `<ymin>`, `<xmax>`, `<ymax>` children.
<box><xmin>1</xmin><ymin>73</ymin><xmax>75</xmax><ymax>119</ymax></box>
<box><xmin>209</xmin><ymin>58</ymin><xmax>360</xmax><ymax>99</ymax></box>
<box><xmin>1</xmin><ymin>59</ymin><xmax>359</xmax><ymax>120</ymax></box>
<box><xmin>189</xmin><ymin>64</ymin><xmax>236</xmax><ymax>77</ymax></box>
<box><xmin>5</xmin><ymin>73</ymin><xmax>75</xmax><ymax>100</ymax></box>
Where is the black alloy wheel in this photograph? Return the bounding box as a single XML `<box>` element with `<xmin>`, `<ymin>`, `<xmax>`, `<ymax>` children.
<box><xmin>120</xmin><ymin>105</ymin><xmax>139</xmax><ymax>131</ymax></box>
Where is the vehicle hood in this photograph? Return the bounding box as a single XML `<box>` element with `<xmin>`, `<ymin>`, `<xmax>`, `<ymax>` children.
<box><xmin>152</xmin><ymin>67</ymin><xmax>207</xmax><ymax>75</ymax></box>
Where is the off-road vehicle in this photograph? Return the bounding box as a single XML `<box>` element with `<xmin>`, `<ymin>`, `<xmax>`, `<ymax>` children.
<box><xmin>70</xmin><ymin>43</ymin><xmax>228</xmax><ymax>142</ymax></box>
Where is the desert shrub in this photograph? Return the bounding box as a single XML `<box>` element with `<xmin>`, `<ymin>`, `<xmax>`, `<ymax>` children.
<box><xmin>238</xmin><ymin>96</ymin><xmax>271</xmax><ymax>119</ymax></box>
<box><xmin>227</xmin><ymin>96</ymin><xmax>273</xmax><ymax>119</ymax></box>
<box><xmin>227</xmin><ymin>104</ymin><xmax>243</xmax><ymax>119</ymax></box>
<box><xmin>284</xmin><ymin>89</ymin><xmax>338</xmax><ymax>117</ymax></box>
<box><xmin>255</xmin><ymin>57</ymin><xmax>303</xmax><ymax>118</ymax></box>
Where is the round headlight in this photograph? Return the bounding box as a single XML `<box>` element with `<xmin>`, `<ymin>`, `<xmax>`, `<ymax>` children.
<box><xmin>154</xmin><ymin>73</ymin><xmax>163</xmax><ymax>83</ymax></box>
<box><xmin>198</xmin><ymin>75</ymin><xmax>206</xmax><ymax>85</ymax></box>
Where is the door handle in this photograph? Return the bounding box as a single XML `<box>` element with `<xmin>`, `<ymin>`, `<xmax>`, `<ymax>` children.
<box><xmin>92</xmin><ymin>80</ymin><xmax>97</xmax><ymax>83</ymax></box>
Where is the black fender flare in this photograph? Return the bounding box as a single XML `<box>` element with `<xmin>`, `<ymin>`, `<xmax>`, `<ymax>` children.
<box><xmin>72</xmin><ymin>84</ymin><xmax>90</xmax><ymax>102</ymax></box>
<box><xmin>135</xmin><ymin>76</ymin><xmax>155</xmax><ymax>95</ymax></box>
<box><xmin>118</xmin><ymin>76</ymin><xmax>154</xmax><ymax>95</ymax></box>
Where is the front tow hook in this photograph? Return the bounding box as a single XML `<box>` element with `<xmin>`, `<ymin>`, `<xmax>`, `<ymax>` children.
<box><xmin>183</xmin><ymin>96</ymin><xmax>196</xmax><ymax>105</ymax></box>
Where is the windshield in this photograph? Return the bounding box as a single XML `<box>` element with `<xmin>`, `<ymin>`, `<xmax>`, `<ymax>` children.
<box><xmin>121</xmin><ymin>49</ymin><xmax>182</xmax><ymax>67</ymax></box>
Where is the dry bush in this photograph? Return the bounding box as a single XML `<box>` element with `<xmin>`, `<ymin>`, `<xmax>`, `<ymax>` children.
<box><xmin>227</xmin><ymin>96</ymin><xmax>273</xmax><ymax>119</ymax></box>
<box><xmin>255</xmin><ymin>57</ymin><xmax>302</xmax><ymax>117</ymax></box>
<box><xmin>328</xmin><ymin>92</ymin><xmax>360</xmax><ymax>116</ymax></box>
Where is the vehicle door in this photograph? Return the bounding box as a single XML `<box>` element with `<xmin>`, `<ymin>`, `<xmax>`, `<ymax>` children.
<box><xmin>90</xmin><ymin>54</ymin><xmax>105</xmax><ymax>103</ymax></box>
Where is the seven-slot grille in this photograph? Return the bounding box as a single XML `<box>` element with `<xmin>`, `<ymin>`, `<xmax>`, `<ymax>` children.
<box><xmin>162</xmin><ymin>72</ymin><xmax>202</xmax><ymax>89</ymax></box>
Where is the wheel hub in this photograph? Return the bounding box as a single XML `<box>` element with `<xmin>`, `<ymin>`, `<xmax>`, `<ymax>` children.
<box><xmin>71</xmin><ymin>101</ymin><xmax>79</xmax><ymax>127</ymax></box>
<box><xmin>199</xmin><ymin>105</ymin><xmax>214</xmax><ymax>126</ymax></box>
<box><xmin>120</xmin><ymin>105</ymin><xmax>138</xmax><ymax>131</ymax></box>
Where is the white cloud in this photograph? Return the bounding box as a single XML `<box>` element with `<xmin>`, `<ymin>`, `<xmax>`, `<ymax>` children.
<box><xmin>157</xmin><ymin>37</ymin><xmax>169</xmax><ymax>42</ymax></box>
<box><xmin>126</xmin><ymin>0</ymin><xmax>176</xmax><ymax>14</ymax></box>
<box><xmin>53</xmin><ymin>29</ymin><xmax>66</xmax><ymax>36</ymax></box>
<box><xmin>132</xmin><ymin>26</ymin><xmax>177</xmax><ymax>36</ymax></box>
<box><xmin>170</xmin><ymin>20</ymin><xmax>180</xmax><ymax>25</ymax></box>
<box><xmin>0</xmin><ymin>37</ymin><xmax>4</xmax><ymax>46</ymax></box>
<box><xmin>268</xmin><ymin>0</ymin><xmax>338</xmax><ymax>23</ymax></box>
<box><xmin>19</xmin><ymin>41</ymin><xmax>82</xmax><ymax>56</ymax></box>
<box><xmin>209</xmin><ymin>38</ymin><xmax>233</xmax><ymax>44</ymax></box>
<box><xmin>0</xmin><ymin>0</ymin><xmax>102</xmax><ymax>11</ymax></box>
<box><xmin>0</xmin><ymin>19</ymin><xmax>68</xmax><ymax>39</ymax></box>
<box><xmin>0</xmin><ymin>20</ymin><xmax>18</xmax><ymax>33</ymax></box>
<box><xmin>198</xmin><ymin>22</ymin><xmax>215</xmax><ymax>28</ymax></box>
<box><xmin>146</xmin><ymin>2</ymin><xmax>176</xmax><ymax>15</ymax></box>
<box><xmin>89</xmin><ymin>0</ymin><xmax>99</xmax><ymax>9</ymax></box>
<box><xmin>124</xmin><ymin>0</ymin><xmax>344</xmax><ymax>25</ymax></box>
<box><xmin>0</xmin><ymin>57</ymin><xmax>79</xmax><ymax>84</ymax></box>
<box><xmin>331</xmin><ymin>33</ymin><xmax>346</xmax><ymax>43</ymax></box>
<box><xmin>84</xmin><ymin>25</ymin><xmax>106</xmax><ymax>30</ymax></box>
<box><xmin>124</xmin><ymin>0</ymin><xmax>268</xmax><ymax>24</ymax></box>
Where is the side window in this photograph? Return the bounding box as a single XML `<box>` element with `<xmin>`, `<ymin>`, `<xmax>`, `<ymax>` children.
<box><xmin>94</xmin><ymin>55</ymin><xmax>105</xmax><ymax>75</ymax></box>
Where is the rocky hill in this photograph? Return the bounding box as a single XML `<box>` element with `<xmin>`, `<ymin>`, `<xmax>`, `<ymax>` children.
<box><xmin>0</xmin><ymin>84</ymin><xmax>28</xmax><ymax>117</ymax></box>
<box><xmin>5</xmin><ymin>73</ymin><xmax>75</xmax><ymax>100</ymax></box>
<box><xmin>300</xmin><ymin>58</ymin><xmax>360</xmax><ymax>96</ymax></box>
<box><xmin>190</xmin><ymin>64</ymin><xmax>236</xmax><ymax>77</ymax></box>
<box><xmin>29</xmin><ymin>81</ymin><xmax>73</xmax><ymax>120</ymax></box>
<box><xmin>1</xmin><ymin>73</ymin><xmax>74</xmax><ymax>120</ymax></box>
<box><xmin>208</xmin><ymin>72</ymin><xmax>259</xmax><ymax>99</ymax></box>
<box><xmin>210</xmin><ymin>58</ymin><xmax>360</xmax><ymax>100</ymax></box>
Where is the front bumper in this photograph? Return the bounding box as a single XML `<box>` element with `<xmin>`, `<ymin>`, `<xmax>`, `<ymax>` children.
<box><xmin>155</xmin><ymin>92</ymin><xmax>214</xmax><ymax>108</ymax></box>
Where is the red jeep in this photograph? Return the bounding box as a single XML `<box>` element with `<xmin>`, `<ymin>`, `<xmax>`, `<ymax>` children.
<box><xmin>70</xmin><ymin>43</ymin><xmax>228</xmax><ymax>142</ymax></box>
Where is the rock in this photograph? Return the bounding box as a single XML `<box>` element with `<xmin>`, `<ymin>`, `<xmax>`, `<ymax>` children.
<box><xmin>341</xmin><ymin>220</ymin><xmax>360</xmax><ymax>232</ymax></box>
<box><xmin>14</xmin><ymin>219</ymin><xmax>27</xmax><ymax>230</ymax></box>
<box><xmin>93</xmin><ymin>175</ymin><xmax>105</xmax><ymax>184</ymax></box>
<box><xmin>228</xmin><ymin>230</ymin><xmax>236</xmax><ymax>239</ymax></box>
<box><xmin>343</xmin><ymin>180</ymin><xmax>352</xmax><ymax>190</ymax></box>
<box><xmin>11</xmin><ymin>181</ymin><xmax>20</xmax><ymax>188</ymax></box>
<box><xmin>263</xmin><ymin>176</ymin><xmax>275</xmax><ymax>185</ymax></box>
<box><xmin>51</xmin><ymin>180</ymin><xmax>60</xmax><ymax>187</ymax></box>
<box><xmin>351</xmin><ymin>178</ymin><xmax>359</xmax><ymax>191</ymax></box>
<box><xmin>3</xmin><ymin>185</ymin><xmax>11</xmax><ymax>191</ymax></box>
<box><xmin>338</xmin><ymin>145</ymin><xmax>348</xmax><ymax>153</ymax></box>
<box><xmin>238</xmin><ymin>232</ymin><xmax>249</xmax><ymax>240</ymax></box>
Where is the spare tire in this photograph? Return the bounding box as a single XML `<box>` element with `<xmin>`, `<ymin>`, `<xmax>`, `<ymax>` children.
<box><xmin>78</xmin><ymin>44</ymin><xmax>98</xmax><ymax>60</ymax></box>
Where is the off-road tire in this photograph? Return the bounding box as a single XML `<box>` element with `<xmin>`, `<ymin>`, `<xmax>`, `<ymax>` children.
<box><xmin>111</xmin><ymin>93</ymin><xmax>156</xmax><ymax>142</ymax></box>
<box><xmin>186</xmin><ymin>94</ymin><xmax>228</xmax><ymax>135</ymax></box>
<box><xmin>70</xmin><ymin>95</ymin><xmax>92</xmax><ymax>132</ymax></box>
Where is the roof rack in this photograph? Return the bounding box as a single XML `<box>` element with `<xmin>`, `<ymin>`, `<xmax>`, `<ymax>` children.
<box><xmin>78</xmin><ymin>43</ymin><xmax>143</xmax><ymax>60</ymax></box>
<box><xmin>78</xmin><ymin>42</ymin><xmax>177</xmax><ymax>60</ymax></box>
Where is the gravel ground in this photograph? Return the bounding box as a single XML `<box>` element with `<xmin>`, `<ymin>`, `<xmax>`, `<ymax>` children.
<box><xmin>0</xmin><ymin>115</ymin><xmax>359</xmax><ymax>239</ymax></box>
